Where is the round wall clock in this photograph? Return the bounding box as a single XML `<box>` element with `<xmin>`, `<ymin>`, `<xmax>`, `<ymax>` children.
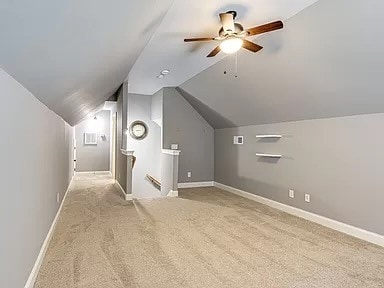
<box><xmin>129</xmin><ymin>120</ymin><xmax>148</xmax><ymax>140</ymax></box>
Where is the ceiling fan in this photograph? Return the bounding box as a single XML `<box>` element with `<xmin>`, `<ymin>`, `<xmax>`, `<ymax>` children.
<box><xmin>184</xmin><ymin>11</ymin><xmax>283</xmax><ymax>57</ymax></box>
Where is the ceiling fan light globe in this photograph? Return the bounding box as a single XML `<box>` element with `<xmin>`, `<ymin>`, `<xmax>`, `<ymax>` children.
<box><xmin>220</xmin><ymin>38</ymin><xmax>243</xmax><ymax>54</ymax></box>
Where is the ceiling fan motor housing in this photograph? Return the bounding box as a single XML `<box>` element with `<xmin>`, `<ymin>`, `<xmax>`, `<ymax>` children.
<box><xmin>219</xmin><ymin>23</ymin><xmax>244</xmax><ymax>37</ymax></box>
<box><xmin>220</xmin><ymin>11</ymin><xmax>238</xmax><ymax>35</ymax></box>
<box><xmin>226</xmin><ymin>11</ymin><xmax>237</xmax><ymax>19</ymax></box>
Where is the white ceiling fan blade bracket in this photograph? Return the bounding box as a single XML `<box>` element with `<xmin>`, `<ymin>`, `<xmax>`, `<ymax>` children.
<box><xmin>214</xmin><ymin>36</ymin><xmax>226</xmax><ymax>41</ymax></box>
<box><xmin>237</xmin><ymin>31</ymin><xmax>247</xmax><ymax>38</ymax></box>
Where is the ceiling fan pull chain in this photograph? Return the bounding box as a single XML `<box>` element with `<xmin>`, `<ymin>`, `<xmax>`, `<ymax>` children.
<box><xmin>234</xmin><ymin>52</ymin><xmax>238</xmax><ymax>78</ymax></box>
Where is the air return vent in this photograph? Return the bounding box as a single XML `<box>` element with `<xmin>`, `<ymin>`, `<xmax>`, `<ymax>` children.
<box><xmin>84</xmin><ymin>132</ymin><xmax>97</xmax><ymax>145</ymax></box>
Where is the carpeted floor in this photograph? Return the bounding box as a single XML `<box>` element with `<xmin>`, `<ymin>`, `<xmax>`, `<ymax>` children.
<box><xmin>35</xmin><ymin>174</ymin><xmax>384</xmax><ymax>288</ymax></box>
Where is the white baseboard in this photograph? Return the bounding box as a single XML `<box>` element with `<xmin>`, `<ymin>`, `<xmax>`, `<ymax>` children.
<box><xmin>24</xmin><ymin>176</ymin><xmax>74</xmax><ymax>288</ymax></box>
<box><xmin>167</xmin><ymin>190</ymin><xmax>179</xmax><ymax>197</ymax></box>
<box><xmin>178</xmin><ymin>181</ymin><xmax>214</xmax><ymax>188</ymax></box>
<box><xmin>75</xmin><ymin>171</ymin><xmax>112</xmax><ymax>176</ymax></box>
<box><xmin>214</xmin><ymin>182</ymin><xmax>384</xmax><ymax>247</ymax></box>
<box><xmin>114</xmin><ymin>180</ymin><xmax>133</xmax><ymax>201</ymax></box>
<box><xmin>114</xmin><ymin>180</ymin><xmax>128</xmax><ymax>199</ymax></box>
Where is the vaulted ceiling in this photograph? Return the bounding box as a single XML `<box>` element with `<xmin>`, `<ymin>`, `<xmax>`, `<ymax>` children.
<box><xmin>0</xmin><ymin>0</ymin><xmax>317</xmax><ymax>125</ymax></box>
<box><xmin>1</xmin><ymin>0</ymin><xmax>382</xmax><ymax>128</ymax></box>
<box><xmin>180</xmin><ymin>0</ymin><xmax>384</xmax><ymax>128</ymax></box>
<box><xmin>0</xmin><ymin>0</ymin><xmax>174</xmax><ymax>125</ymax></box>
<box><xmin>128</xmin><ymin>0</ymin><xmax>318</xmax><ymax>95</ymax></box>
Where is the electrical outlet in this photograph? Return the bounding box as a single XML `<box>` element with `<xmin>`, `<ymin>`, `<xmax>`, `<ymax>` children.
<box><xmin>305</xmin><ymin>194</ymin><xmax>311</xmax><ymax>203</ymax></box>
<box><xmin>289</xmin><ymin>189</ymin><xmax>295</xmax><ymax>198</ymax></box>
<box><xmin>56</xmin><ymin>193</ymin><xmax>60</xmax><ymax>203</ymax></box>
<box><xmin>187</xmin><ymin>171</ymin><xmax>192</xmax><ymax>178</ymax></box>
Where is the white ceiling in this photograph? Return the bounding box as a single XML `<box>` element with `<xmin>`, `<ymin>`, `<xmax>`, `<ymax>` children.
<box><xmin>0</xmin><ymin>0</ymin><xmax>173</xmax><ymax>125</ymax></box>
<box><xmin>128</xmin><ymin>0</ymin><xmax>319</xmax><ymax>95</ymax></box>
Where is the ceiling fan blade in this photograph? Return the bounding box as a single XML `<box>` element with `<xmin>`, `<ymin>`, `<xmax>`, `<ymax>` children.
<box><xmin>184</xmin><ymin>37</ymin><xmax>215</xmax><ymax>42</ymax></box>
<box><xmin>242</xmin><ymin>40</ymin><xmax>263</xmax><ymax>53</ymax></box>
<box><xmin>207</xmin><ymin>46</ymin><xmax>221</xmax><ymax>57</ymax></box>
<box><xmin>219</xmin><ymin>12</ymin><xmax>235</xmax><ymax>33</ymax></box>
<box><xmin>246</xmin><ymin>20</ymin><xmax>283</xmax><ymax>36</ymax></box>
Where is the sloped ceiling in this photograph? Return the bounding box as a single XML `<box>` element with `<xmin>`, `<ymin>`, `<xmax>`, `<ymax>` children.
<box><xmin>3</xmin><ymin>0</ymin><xmax>381</xmax><ymax>128</ymax></box>
<box><xmin>180</xmin><ymin>0</ymin><xmax>384</xmax><ymax>128</ymax></box>
<box><xmin>0</xmin><ymin>0</ymin><xmax>173</xmax><ymax>125</ymax></box>
<box><xmin>128</xmin><ymin>0</ymin><xmax>318</xmax><ymax>95</ymax></box>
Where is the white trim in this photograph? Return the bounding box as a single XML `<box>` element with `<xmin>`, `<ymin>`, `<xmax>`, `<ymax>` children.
<box><xmin>75</xmin><ymin>171</ymin><xmax>112</xmax><ymax>176</ymax></box>
<box><xmin>162</xmin><ymin>149</ymin><xmax>181</xmax><ymax>155</ymax></box>
<box><xmin>178</xmin><ymin>181</ymin><xmax>214</xmax><ymax>188</ymax></box>
<box><xmin>114</xmin><ymin>180</ymin><xmax>133</xmax><ymax>201</ymax></box>
<box><xmin>167</xmin><ymin>190</ymin><xmax>179</xmax><ymax>197</ymax></box>
<box><xmin>115</xmin><ymin>180</ymin><xmax>126</xmax><ymax>196</ymax></box>
<box><xmin>24</xmin><ymin>176</ymin><xmax>74</xmax><ymax>288</ymax></box>
<box><xmin>214</xmin><ymin>182</ymin><xmax>384</xmax><ymax>247</ymax></box>
<box><xmin>121</xmin><ymin>149</ymin><xmax>134</xmax><ymax>156</ymax></box>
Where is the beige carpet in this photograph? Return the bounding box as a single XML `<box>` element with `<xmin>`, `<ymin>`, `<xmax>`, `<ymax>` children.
<box><xmin>35</xmin><ymin>174</ymin><xmax>384</xmax><ymax>288</ymax></box>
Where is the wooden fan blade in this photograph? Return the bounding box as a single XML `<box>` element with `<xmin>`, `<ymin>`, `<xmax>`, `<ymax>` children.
<box><xmin>246</xmin><ymin>21</ymin><xmax>283</xmax><ymax>36</ymax></box>
<box><xmin>207</xmin><ymin>46</ymin><xmax>221</xmax><ymax>57</ymax></box>
<box><xmin>242</xmin><ymin>40</ymin><xmax>263</xmax><ymax>53</ymax></box>
<box><xmin>184</xmin><ymin>37</ymin><xmax>215</xmax><ymax>42</ymax></box>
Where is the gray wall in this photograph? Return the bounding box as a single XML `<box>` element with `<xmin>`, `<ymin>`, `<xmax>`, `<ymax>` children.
<box><xmin>163</xmin><ymin>88</ymin><xmax>214</xmax><ymax>183</ymax></box>
<box><xmin>0</xmin><ymin>68</ymin><xmax>74</xmax><ymax>288</ymax></box>
<box><xmin>116</xmin><ymin>86</ymin><xmax>127</xmax><ymax>191</ymax></box>
<box><xmin>127</xmin><ymin>93</ymin><xmax>162</xmax><ymax>198</ymax></box>
<box><xmin>215</xmin><ymin>113</ymin><xmax>384</xmax><ymax>235</ymax></box>
<box><xmin>75</xmin><ymin>110</ymin><xmax>110</xmax><ymax>172</ymax></box>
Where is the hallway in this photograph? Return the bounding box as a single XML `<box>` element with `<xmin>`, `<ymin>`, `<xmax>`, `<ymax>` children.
<box><xmin>35</xmin><ymin>174</ymin><xmax>384</xmax><ymax>288</ymax></box>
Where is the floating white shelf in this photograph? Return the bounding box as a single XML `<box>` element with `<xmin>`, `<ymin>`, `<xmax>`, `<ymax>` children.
<box><xmin>256</xmin><ymin>134</ymin><xmax>282</xmax><ymax>138</ymax></box>
<box><xmin>256</xmin><ymin>153</ymin><xmax>282</xmax><ymax>158</ymax></box>
<box><xmin>162</xmin><ymin>149</ymin><xmax>181</xmax><ymax>156</ymax></box>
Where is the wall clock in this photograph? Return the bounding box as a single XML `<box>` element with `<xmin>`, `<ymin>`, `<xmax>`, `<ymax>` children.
<box><xmin>129</xmin><ymin>120</ymin><xmax>148</xmax><ymax>140</ymax></box>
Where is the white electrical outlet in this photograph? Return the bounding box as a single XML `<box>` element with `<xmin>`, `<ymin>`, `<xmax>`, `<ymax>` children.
<box><xmin>289</xmin><ymin>189</ymin><xmax>295</xmax><ymax>198</ymax></box>
<box><xmin>305</xmin><ymin>194</ymin><xmax>311</xmax><ymax>203</ymax></box>
<box><xmin>187</xmin><ymin>171</ymin><xmax>192</xmax><ymax>178</ymax></box>
<box><xmin>56</xmin><ymin>193</ymin><xmax>60</xmax><ymax>203</ymax></box>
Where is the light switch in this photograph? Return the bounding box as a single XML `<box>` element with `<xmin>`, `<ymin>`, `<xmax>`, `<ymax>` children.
<box><xmin>234</xmin><ymin>136</ymin><xmax>244</xmax><ymax>145</ymax></box>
